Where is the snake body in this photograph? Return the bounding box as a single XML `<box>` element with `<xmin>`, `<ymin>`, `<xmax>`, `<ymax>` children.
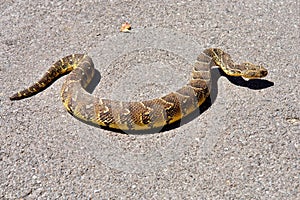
<box><xmin>10</xmin><ymin>48</ymin><xmax>268</xmax><ymax>130</ymax></box>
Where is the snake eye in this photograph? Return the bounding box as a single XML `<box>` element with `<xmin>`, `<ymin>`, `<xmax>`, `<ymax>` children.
<box><xmin>69</xmin><ymin>59</ymin><xmax>74</xmax><ymax>65</ymax></box>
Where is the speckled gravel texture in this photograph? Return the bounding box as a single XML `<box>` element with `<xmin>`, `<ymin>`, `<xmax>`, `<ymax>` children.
<box><xmin>0</xmin><ymin>0</ymin><xmax>299</xmax><ymax>199</ymax></box>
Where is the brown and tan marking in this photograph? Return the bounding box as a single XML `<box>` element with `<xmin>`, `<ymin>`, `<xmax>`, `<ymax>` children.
<box><xmin>10</xmin><ymin>48</ymin><xmax>268</xmax><ymax>130</ymax></box>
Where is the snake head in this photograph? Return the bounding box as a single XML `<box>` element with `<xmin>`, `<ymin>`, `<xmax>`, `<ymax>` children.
<box><xmin>241</xmin><ymin>62</ymin><xmax>268</xmax><ymax>79</ymax></box>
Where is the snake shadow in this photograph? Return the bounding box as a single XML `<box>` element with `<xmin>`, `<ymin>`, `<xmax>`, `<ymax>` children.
<box><xmin>76</xmin><ymin>68</ymin><xmax>274</xmax><ymax>135</ymax></box>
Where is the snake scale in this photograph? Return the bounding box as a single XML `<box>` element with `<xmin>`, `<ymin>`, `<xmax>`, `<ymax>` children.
<box><xmin>10</xmin><ymin>48</ymin><xmax>268</xmax><ymax>130</ymax></box>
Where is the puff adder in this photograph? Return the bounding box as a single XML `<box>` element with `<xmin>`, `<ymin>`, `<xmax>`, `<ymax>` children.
<box><xmin>10</xmin><ymin>48</ymin><xmax>268</xmax><ymax>130</ymax></box>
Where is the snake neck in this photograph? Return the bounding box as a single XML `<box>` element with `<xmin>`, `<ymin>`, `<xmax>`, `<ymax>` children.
<box><xmin>203</xmin><ymin>48</ymin><xmax>241</xmax><ymax>75</ymax></box>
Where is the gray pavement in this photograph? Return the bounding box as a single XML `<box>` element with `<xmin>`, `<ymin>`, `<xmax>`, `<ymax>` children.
<box><xmin>0</xmin><ymin>0</ymin><xmax>299</xmax><ymax>199</ymax></box>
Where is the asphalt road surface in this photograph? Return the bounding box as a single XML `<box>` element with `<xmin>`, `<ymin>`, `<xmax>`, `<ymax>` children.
<box><xmin>0</xmin><ymin>0</ymin><xmax>299</xmax><ymax>199</ymax></box>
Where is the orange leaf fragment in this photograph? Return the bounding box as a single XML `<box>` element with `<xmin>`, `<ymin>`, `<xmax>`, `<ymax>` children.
<box><xmin>120</xmin><ymin>22</ymin><xmax>132</xmax><ymax>32</ymax></box>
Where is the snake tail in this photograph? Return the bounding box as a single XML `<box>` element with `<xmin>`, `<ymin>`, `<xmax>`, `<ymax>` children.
<box><xmin>10</xmin><ymin>54</ymin><xmax>85</xmax><ymax>100</ymax></box>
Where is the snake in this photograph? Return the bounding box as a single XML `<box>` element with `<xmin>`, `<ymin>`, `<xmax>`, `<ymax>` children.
<box><xmin>10</xmin><ymin>48</ymin><xmax>268</xmax><ymax>130</ymax></box>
